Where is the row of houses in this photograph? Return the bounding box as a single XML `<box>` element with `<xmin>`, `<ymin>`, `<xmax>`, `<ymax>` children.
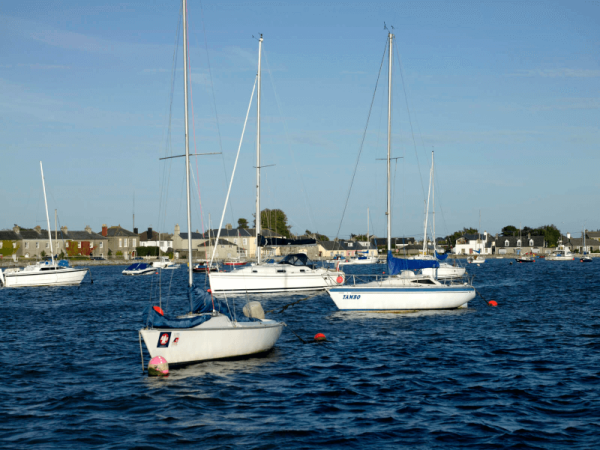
<box><xmin>452</xmin><ymin>231</ymin><xmax>600</xmax><ymax>255</ymax></box>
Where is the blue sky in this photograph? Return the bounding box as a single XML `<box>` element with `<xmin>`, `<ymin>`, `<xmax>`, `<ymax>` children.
<box><xmin>1</xmin><ymin>0</ymin><xmax>599</xmax><ymax>240</ymax></box>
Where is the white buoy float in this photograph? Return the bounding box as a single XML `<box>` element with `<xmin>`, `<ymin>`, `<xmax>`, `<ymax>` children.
<box><xmin>148</xmin><ymin>356</ymin><xmax>169</xmax><ymax>377</ymax></box>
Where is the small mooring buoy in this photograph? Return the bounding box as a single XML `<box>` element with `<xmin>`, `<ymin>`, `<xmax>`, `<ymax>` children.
<box><xmin>488</xmin><ymin>300</ymin><xmax>498</xmax><ymax>307</ymax></box>
<box><xmin>314</xmin><ymin>333</ymin><xmax>327</xmax><ymax>342</ymax></box>
<box><xmin>148</xmin><ymin>356</ymin><xmax>169</xmax><ymax>377</ymax></box>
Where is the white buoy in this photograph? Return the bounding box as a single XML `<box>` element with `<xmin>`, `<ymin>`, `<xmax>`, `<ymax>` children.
<box><xmin>148</xmin><ymin>356</ymin><xmax>169</xmax><ymax>377</ymax></box>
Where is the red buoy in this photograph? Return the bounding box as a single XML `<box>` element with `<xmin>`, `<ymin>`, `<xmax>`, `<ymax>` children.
<box><xmin>207</xmin><ymin>289</ymin><xmax>212</xmax><ymax>293</ymax></box>
<box><xmin>153</xmin><ymin>306</ymin><xmax>165</xmax><ymax>316</ymax></box>
<box><xmin>314</xmin><ymin>333</ymin><xmax>326</xmax><ymax>341</ymax></box>
<box><xmin>488</xmin><ymin>300</ymin><xmax>498</xmax><ymax>307</ymax></box>
<box><xmin>336</xmin><ymin>276</ymin><xmax>344</xmax><ymax>284</ymax></box>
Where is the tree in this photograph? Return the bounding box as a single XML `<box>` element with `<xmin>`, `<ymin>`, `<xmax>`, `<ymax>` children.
<box><xmin>59</xmin><ymin>251</ymin><xmax>65</xmax><ymax>259</ymax></box>
<box><xmin>253</xmin><ymin>209</ymin><xmax>291</xmax><ymax>237</ymax></box>
<box><xmin>305</xmin><ymin>230</ymin><xmax>330</xmax><ymax>241</ymax></box>
<box><xmin>537</xmin><ymin>224</ymin><xmax>561</xmax><ymax>247</ymax></box>
<box><xmin>237</xmin><ymin>218</ymin><xmax>249</xmax><ymax>229</ymax></box>
<box><xmin>501</xmin><ymin>225</ymin><xmax>518</xmax><ymax>236</ymax></box>
<box><xmin>40</xmin><ymin>250</ymin><xmax>46</xmax><ymax>258</ymax></box>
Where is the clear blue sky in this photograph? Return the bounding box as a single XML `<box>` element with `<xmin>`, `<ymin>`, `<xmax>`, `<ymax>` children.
<box><xmin>1</xmin><ymin>0</ymin><xmax>599</xmax><ymax>240</ymax></box>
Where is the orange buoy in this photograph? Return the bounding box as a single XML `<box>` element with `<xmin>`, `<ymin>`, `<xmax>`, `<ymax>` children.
<box><xmin>336</xmin><ymin>276</ymin><xmax>344</xmax><ymax>284</ymax></box>
<box><xmin>153</xmin><ymin>306</ymin><xmax>165</xmax><ymax>316</ymax></box>
<box><xmin>314</xmin><ymin>333</ymin><xmax>326</xmax><ymax>341</ymax></box>
<box><xmin>488</xmin><ymin>300</ymin><xmax>498</xmax><ymax>307</ymax></box>
<box><xmin>207</xmin><ymin>289</ymin><xmax>212</xmax><ymax>293</ymax></box>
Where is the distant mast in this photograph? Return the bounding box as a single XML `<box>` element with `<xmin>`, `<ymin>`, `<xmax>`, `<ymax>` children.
<box><xmin>182</xmin><ymin>0</ymin><xmax>193</xmax><ymax>288</ymax></box>
<box><xmin>256</xmin><ymin>34</ymin><xmax>263</xmax><ymax>264</ymax></box>
<box><xmin>386</xmin><ymin>32</ymin><xmax>393</xmax><ymax>253</ymax></box>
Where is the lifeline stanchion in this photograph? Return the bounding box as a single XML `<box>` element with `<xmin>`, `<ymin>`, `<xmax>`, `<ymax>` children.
<box><xmin>88</xmin><ymin>268</ymin><xmax>94</xmax><ymax>284</ymax></box>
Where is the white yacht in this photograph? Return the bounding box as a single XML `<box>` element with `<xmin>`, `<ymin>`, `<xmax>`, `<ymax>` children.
<box><xmin>152</xmin><ymin>256</ymin><xmax>180</xmax><ymax>270</ymax></box>
<box><xmin>140</xmin><ymin>22</ymin><xmax>283</xmax><ymax>367</ymax></box>
<box><xmin>546</xmin><ymin>245</ymin><xmax>574</xmax><ymax>261</ymax></box>
<box><xmin>326</xmin><ymin>32</ymin><xmax>475</xmax><ymax>312</ymax></box>
<box><xmin>0</xmin><ymin>163</ymin><xmax>87</xmax><ymax>288</ymax></box>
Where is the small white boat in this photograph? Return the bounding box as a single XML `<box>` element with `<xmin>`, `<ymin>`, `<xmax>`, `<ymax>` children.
<box><xmin>467</xmin><ymin>256</ymin><xmax>486</xmax><ymax>264</ymax></box>
<box><xmin>1</xmin><ymin>260</ymin><xmax>87</xmax><ymax>287</ymax></box>
<box><xmin>123</xmin><ymin>263</ymin><xmax>156</xmax><ymax>276</ymax></box>
<box><xmin>339</xmin><ymin>255</ymin><xmax>379</xmax><ymax>265</ymax></box>
<box><xmin>152</xmin><ymin>256</ymin><xmax>180</xmax><ymax>270</ymax></box>
<box><xmin>0</xmin><ymin>162</ymin><xmax>88</xmax><ymax>288</ymax></box>
<box><xmin>546</xmin><ymin>246</ymin><xmax>574</xmax><ymax>261</ymax></box>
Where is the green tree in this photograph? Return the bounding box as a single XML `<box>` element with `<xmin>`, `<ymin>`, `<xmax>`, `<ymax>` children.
<box><xmin>305</xmin><ymin>230</ymin><xmax>330</xmax><ymax>241</ymax></box>
<box><xmin>59</xmin><ymin>251</ymin><xmax>65</xmax><ymax>259</ymax></box>
<box><xmin>538</xmin><ymin>224</ymin><xmax>561</xmax><ymax>247</ymax></box>
<box><xmin>237</xmin><ymin>218</ymin><xmax>249</xmax><ymax>229</ymax></box>
<box><xmin>40</xmin><ymin>250</ymin><xmax>46</xmax><ymax>258</ymax></box>
<box><xmin>254</xmin><ymin>209</ymin><xmax>291</xmax><ymax>238</ymax></box>
<box><xmin>501</xmin><ymin>225</ymin><xmax>518</xmax><ymax>236</ymax></box>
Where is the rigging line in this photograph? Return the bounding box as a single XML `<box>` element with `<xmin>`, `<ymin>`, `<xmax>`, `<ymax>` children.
<box><xmin>393</xmin><ymin>37</ymin><xmax>426</xmax><ymax>203</ymax></box>
<box><xmin>333</xmin><ymin>38</ymin><xmax>388</xmax><ymax>250</ymax></box>
<box><xmin>210</xmin><ymin>77</ymin><xmax>257</xmax><ymax>266</ymax></box>
<box><xmin>262</xmin><ymin>48</ymin><xmax>316</xmax><ymax>233</ymax></box>
<box><xmin>157</xmin><ymin>7</ymin><xmax>181</xmax><ymax>241</ymax></box>
<box><xmin>184</xmin><ymin>2</ymin><xmax>207</xmax><ymax>239</ymax></box>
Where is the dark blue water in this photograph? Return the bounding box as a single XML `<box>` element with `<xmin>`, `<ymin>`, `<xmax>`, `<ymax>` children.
<box><xmin>3</xmin><ymin>259</ymin><xmax>600</xmax><ymax>448</ymax></box>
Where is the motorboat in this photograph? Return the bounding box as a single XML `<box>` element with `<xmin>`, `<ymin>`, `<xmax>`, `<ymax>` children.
<box><xmin>152</xmin><ymin>256</ymin><xmax>180</xmax><ymax>270</ymax></box>
<box><xmin>123</xmin><ymin>263</ymin><xmax>156</xmax><ymax>276</ymax></box>
<box><xmin>516</xmin><ymin>255</ymin><xmax>535</xmax><ymax>263</ymax></box>
<box><xmin>209</xmin><ymin>253</ymin><xmax>345</xmax><ymax>294</ymax></box>
<box><xmin>0</xmin><ymin>162</ymin><xmax>88</xmax><ymax>288</ymax></box>
<box><xmin>546</xmin><ymin>246</ymin><xmax>574</xmax><ymax>261</ymax></box>
<box><xmin>193</xmin><ymin>260</ymin><xmax>218</xmax><ymax>273</ymax></box>
<box><xmin>467</xmin><ymin>255</ymin><xmax>486</xmax><ymax>264</ymax></box>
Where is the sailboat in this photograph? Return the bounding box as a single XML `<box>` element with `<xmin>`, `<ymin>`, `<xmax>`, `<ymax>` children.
<box><xmin>414</xmin><ymin>151</ymin><xmax>466</xmax><ymax>279</ymax></box>
<box><xmin>339</xmin><ymin>209</ymin><xmax>379</xmax><ymax>265</ymax></box>
<box><xmin>207</xmin><ymin>35</ymin><xmax>345</xmax><ymax>294</ymax></box>
<box><xmin>581</xmin><ymin>229</ymin><xmax>592</xmax><ymax>262</ymax></box>
<box><xmin>326</xmin><ymin>32</ymin><xmax>475</xmax><ymax>311</ymax></box>
<box><xmin>467</xmin><ymin>211</ymin><xmax>486</xmax><ymax>264</ymax></box>
<box><xmin>515</xmin><ymin>225</ymin><xmax>534</xmax><ymax>263</ymax></box>
<box><xmin>0</xmin><ymin>163</ymin><xmax>88</xmax><ymax>288</ymax></box>
<box><xmin>139</xmin><ymin>3</ymin><xmax>283</xmax><ymax>366</ymax></box>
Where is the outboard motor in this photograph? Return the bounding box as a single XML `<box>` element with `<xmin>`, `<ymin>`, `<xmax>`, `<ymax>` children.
<box><xmin>243</xmin><ymin>301</ymin><xmax>265</xmax><ymax>319</ymax></box>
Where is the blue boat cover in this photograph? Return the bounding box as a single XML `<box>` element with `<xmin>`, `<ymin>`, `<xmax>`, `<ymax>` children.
<box><xmin>435</xmin><ymin>251</ymin><xmax>448</xmax><ymax>260</ymax></box>
<box><xmin>474</xmin><ymin>249</ymin><xmax>481</xmax><ymax>254</ymax></box>
<box><xmin>58</xmin><ymin>260</ymin><xmax>70</xmax><ymax>267</ymax></box>
<box><xmin>144</xmin><ymin>285</ymin><xmax>259</xmax><ymax>329</ymax></box>
<box><xmin>387</xmin><ymin>251</ymin><xmax>439</xmax><ymax>276</ymax></box>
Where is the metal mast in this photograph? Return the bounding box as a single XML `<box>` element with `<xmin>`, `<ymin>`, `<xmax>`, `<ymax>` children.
<box><xmin>422</xmin><ymin>158</ymin><xmax>432</xmax><ymax>256</ymax></box>
<box><xmin>40</xmin><ymin>162</ymin><xmax>54</xmax><ymax>266</ymax></box>
<box><xmin>54</xmin><ymin>209</ymin><xmax>58</xmax><ymax>257</ymax></box>
<box><xmin>386</xmin><ymin>32</ymin><xmax>393</xmax><ymax>253</ymax></box>
<box><xmin>432</xmin><ymin>151</ymin><xmax>435</xmax><ymax>254</ymax></box>
<box><xmin>183</xmin><ymin>0</ymin><xmax>193</xmax><ymax>289</ymax></box>
<box><xmin>256</xmin><ymin>34</ymin><xmax>263</xmax><ymax>264</ymax></box>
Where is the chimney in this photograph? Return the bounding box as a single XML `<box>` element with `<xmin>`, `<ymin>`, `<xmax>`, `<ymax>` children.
<box><xmin>147</xmin><ymin>227</ymin><xmax>152</xmax><ymax>238</ymax></box>
<box><xmin>101</xmin><ymin>224</ymin><xmax>107</xmax><ymax>237</ymax></box>
<box><xmin>174</xmin><ymin>224</ymin><xmax>180</xmax><ymax>235</ymax></box>
<box><xmin>226</xmin><ymin>223</ymin><xmax>232</xmax><ymax>230</ymax></box>
<box><xmin>85</xmin><ymin>225</ymin><xmax>92</xmax><ymax>234</ymax></box>
<box><xmin>567</xmin><ymin>232</ymin><xmax>571</xmax><ymax>239</ymax></box>
<box><xmin>61</xmin><ymin>226</ymin><xmax>68</xmax><ymax>234</ymax></box>
<box><xmin>13</xmin><ymin>225</ymin><xmax>20</xmax><ymax>234</ymax></box>
<box><xmin>527</xmin><ymin>232</ymin><xmax>531</xmax><ymax>239</ymax></box>
<box><xmin>134</xmin><ymin>228</ymin><xmax>138</xmax><ymax>235</ymax></box>
<box><xmin>35</xmin><ymin>225</ymin><xmax>41</xmax><ymax>234</ymax></box>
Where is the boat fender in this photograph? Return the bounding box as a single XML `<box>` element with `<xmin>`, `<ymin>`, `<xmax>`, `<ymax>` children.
<box><xmin>336</xmin><ymin>276</ymin><xmax>344</xmax><ymax>284</ymax></box>
<box><xmin>153</xmin><ymin>306</ymin><xmax>165</xmax><ymax>316</ymax></box>
<box><xmin>148</xmin><ymin>356</ymin><xmax>169</xmax><ymax>377</ymax></box>
<box><xmin>243</xmin><ymin>301</ymin><xmax>265</xmax><ymax>320</ymax></box>
<box><xmin>314</xmin><ymin>333</ymin><xmax>326</xmax><ymax>342</ymax></box>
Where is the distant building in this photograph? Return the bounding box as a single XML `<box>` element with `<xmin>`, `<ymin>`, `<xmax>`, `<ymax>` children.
<box><xmin>138</xmin><ymin>227</ymin><xmax>173</xmax><ymax>254</ymax></box>
<box><xmin>100</xmin><ymin>224</ymin><xmax>138</xmax><ymax>259</ymax></box>
<box><xmin>453</xmin><ymin>231</ymin><xmax>493</xmax><ymax>255</ymax></box>
<box><xmin>494</xmin><ymin>234</ymin><xmax>545</xmax><ymax>255</ymax></box>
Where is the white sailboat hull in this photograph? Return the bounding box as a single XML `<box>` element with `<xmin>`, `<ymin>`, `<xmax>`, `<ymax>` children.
<box><xmin>327</xmin><ymin>280</ymin><xmax>475</xmax><ymax>311</ymax></box>
<box><xmin>140</xmin><ymin>315</ymin><xmax>284</xmax><ymax>366</ymax></box>
<box><xmin>339</xmin><ymin>257</ymin><xmax>380</xmax><ymax>265</ymax></box>
<box><xmin>1</xmin><ymin>267</ymin><xmax>87</xmax><ymax>287</ymax></box>
<box><xmin>209</xmin><ymin>266</ymin><xmax>345</xmax><ymax>293</ymax></box>
<box><xmin>421</xmin><ymin>265</ymin><xmax>466</xmax><ymax>279</ymax></box>
<box><xmin>546</xmin><ymin>256</ymin><xmax>574</xmax><ymax>261</ymax></box>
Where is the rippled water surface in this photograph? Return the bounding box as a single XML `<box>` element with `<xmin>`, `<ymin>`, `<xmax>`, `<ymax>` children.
<box><xmin>3</xmin><ymin>259</ymin><xmax>600</xmax><ymax>448</ymax></box>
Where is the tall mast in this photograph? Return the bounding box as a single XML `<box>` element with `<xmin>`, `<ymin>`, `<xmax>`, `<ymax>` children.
<box><xmin>54</xmin><ymin>209</ymin><xmax>57</xmax><ymax>258</ymax></box>
<box><xmin>367</xmin><ymin>208</ymin><xmax>370</xmax><ymax>244</ymax></box>
<box><xmin>432</xmin><ymin>151</ymin><xmax>435</xmax><ymax>254</ymax></box>
<box><xmin>183</xmin><ymin>0</ymin><xmax>193</xmax><ymax>289</ymax></box>
<box><xmin>256</xmin><ymin>34</ymin><xmax>263</xmax><ymax>264</ymax></box>
<box><xmin>386</xmin><ymin>32</ymin><xmax>393</xmax><ymax>253</ymax></box>
<box><xmin>422</xmin><ymin>154</ymin><xmax>432</xmax><ymax>255</ymax></box>
<box><xmin>40</xmin><ymin>162</ymin><xmax>54</xmax><ymax>266</ymax></box>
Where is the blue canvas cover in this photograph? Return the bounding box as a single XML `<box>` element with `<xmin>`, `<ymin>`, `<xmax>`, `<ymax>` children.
<box><xmin>435</xmin><ymin>251</ymin><xmax>448</xmax><ymax>260</ymax></box>
<box><xmin>387</xmin><ymin>251</ymin><xmax>439</xmax><ymax>276</ymax></box>
<box><xmin>58</xmin><ymin>260</ymin><xmax>70</xmax><ymax>267</ymax></box>
<box><xmin>144</xmin><ymin>285</ymin><xmax>259</xmax><ymax>329</ymax></box>
<box><xmin>126</xmin><ymin>263</ymin><xmax>150</xmax><ymax>271</ymax></box>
